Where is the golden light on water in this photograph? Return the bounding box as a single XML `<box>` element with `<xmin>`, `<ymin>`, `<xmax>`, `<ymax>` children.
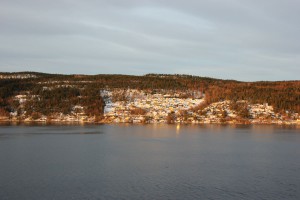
<box><xmin>176</xmin><ymin>124</ymin><xmax>180</xmax><ymax>134</ymax></box>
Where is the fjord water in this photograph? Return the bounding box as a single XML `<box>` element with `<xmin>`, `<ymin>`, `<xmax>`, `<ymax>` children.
<box><xmin>0</xmin><ymin>124</ymin><xmax>299</xmax><ymax>200</ymax></box>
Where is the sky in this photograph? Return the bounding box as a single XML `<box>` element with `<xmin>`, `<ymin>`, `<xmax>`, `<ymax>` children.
<box><xmin>0</xmin><ymin>0</ymin><xmax>299</xmax><ymax>81</ymax></box>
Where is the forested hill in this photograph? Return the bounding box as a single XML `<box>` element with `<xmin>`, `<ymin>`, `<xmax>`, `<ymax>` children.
<box><xmin>0</xmin><ymin>72</ymin><xmax>300</xmax><ymax>118</ymax></box>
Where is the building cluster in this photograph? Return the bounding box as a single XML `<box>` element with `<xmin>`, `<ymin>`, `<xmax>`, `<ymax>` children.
<box><xmin>102</xmin><ymin>90</ymin><xmax>300</xmax><ymax>124</ymax></box>
<box><xmin>192</xmin><ymin>101</ymin><xmax>283</xmax><ymax>124</ymax></box>
<box><xmin>197</xmin><ymin>101</ymin><xmax>237</xmax><ymax>123</ymax></box>
<box><xmin>2</xmin><ymin>89</ymin><xmax>299</xmax><ymax>125</ymax></box>
<box><xmin>102</xmin><ymin>89</ymin><xmax>204</xmax><ymax>123</ymax></box>
<box><xmin>249</xmin><ymin>103</ymin><xmax>277</xmax><ymax>119</ymax></box>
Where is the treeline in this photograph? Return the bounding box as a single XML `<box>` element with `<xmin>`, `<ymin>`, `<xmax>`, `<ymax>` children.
<box><xmin>0</xmin><ymin>77</ymin><xmax>105</xmax><ymax>118</ymax></box>
<box><xmin>25</xmin><ymin>86</ymin><xmax>105</xmax><ymax>117</ymax></box>
<box><xmin>205</xmin><ymin>81</ymin><xmax>300</xmax><ymax>113</ymax></box>
<box><xmin>0</xmin><ymin>79</ymin><xmax>33</xmax><ymax>115</ymax></box>
<box><xmin>0</xmin><ymin>72</ymin><xmax>299</xmax><ymax>117</ymax></box>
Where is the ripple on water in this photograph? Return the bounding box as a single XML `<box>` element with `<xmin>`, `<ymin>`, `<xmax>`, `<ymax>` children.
<box><xmin>0</xmin><ymin>125</ymin><xmax>299</xmax><ymax>200</ymax></box>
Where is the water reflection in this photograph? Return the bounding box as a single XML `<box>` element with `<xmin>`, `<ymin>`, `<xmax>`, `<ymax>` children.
<box><xmin>176</xmin><ymin>124</ymin><xmax>180</xmax><ymax>135</ymax></box>
<box><xmin>0</xmin><ymin>124</ymin><xmax>299</xmax><ymax>200</ymax></box>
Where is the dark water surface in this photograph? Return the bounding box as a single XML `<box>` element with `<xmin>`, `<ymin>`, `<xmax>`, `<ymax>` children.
<box><xmin>0</xmin><ymin>124</ymin><xmax>299</xmax><ymax>200</ymax></box>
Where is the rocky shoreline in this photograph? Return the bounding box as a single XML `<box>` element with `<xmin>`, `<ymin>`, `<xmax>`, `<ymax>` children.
<box><xmin>1</xmin><ymin>116</ymin><xmax>299</xmax><ymax>126</ymax></box>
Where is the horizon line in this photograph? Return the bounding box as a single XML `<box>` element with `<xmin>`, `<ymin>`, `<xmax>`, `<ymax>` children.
<box><xmin>0</xmin><ymin>70</ymin><xmax>299</xmax><ymax>83</ymax></box>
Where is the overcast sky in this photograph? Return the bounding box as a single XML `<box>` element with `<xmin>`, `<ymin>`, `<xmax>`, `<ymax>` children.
<box><xmin>0</xmin><ymin>0</ymin><xmax>299</xmax><ymax>81</ymax></box>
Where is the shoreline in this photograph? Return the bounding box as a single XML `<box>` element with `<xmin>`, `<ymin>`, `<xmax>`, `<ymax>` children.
<box><xmin>1</xmin><ymin>118</ymin><xmax>300</xmax><ymax>126</ymax></box>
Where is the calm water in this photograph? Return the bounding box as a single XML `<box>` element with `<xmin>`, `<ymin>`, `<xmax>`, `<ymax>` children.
<box><xmin>0</xmin><ymin>124</ymin><xmax>299</xmax><ymax>200</ymax></box>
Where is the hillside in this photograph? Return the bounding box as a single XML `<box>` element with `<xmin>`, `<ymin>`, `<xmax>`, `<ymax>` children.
<box><xmin>0</xmin><ymin>72</ymin><xmax>299</xmax><ymax>123</ymax></box>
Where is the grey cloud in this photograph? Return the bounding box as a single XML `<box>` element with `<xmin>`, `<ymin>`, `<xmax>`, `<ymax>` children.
<box><xmin>0</xmin><ymin>0</ymin><xmax>299</xmax><ymax>81</ymax></box>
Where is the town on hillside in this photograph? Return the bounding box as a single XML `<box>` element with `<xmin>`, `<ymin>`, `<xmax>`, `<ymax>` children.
<box><xmin>100</xmin><ymin>89</ymin><xmax>299</xmax><ymax>124</ymax></box>
<box><xmin>0</xmin><ymin>72</ymin><xmax>300</xmax><ymax>124</ymax></box>
<box><xmin>0</xmin><ymin>87</ymin><xmax>299</xmax><ymax>125</ymax></box>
